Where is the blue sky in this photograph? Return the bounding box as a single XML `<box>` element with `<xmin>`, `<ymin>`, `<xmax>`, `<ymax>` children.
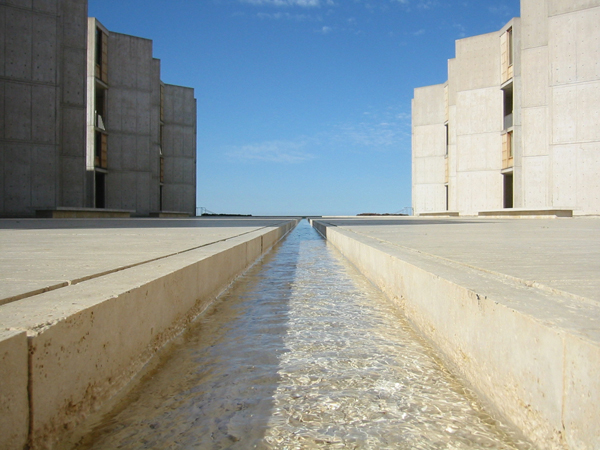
<box><xmin>89</xmin><ymin>0</ymin><xmax>520</xmax><ymax>216</ymax></box>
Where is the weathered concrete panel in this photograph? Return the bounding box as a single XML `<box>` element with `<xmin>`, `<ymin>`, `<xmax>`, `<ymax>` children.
<box><xmin>413</xmin><ymin>157</ymin><xmax>445</xmax><ymax>185</ymax></box>
<box><xmin>549</xmin><ymin>14</ymin><xmax>577</xmax><ymax>86</ymax></box>
<box><xmin>455</xmin><ymin>88</ymin><xmax>503</xmax><ymax>136</ymax></box>
<box><xmin>5</xmin><ymin>82</ymin><xmax>31</xmax><ymax>141</ymax></box>
<box><xmin>522</xmin><ymin>156</ymin><xmax>550</xmax><ymax>208</ymax></box>
<box><xmin>574</xmin><ymin>7</ymin><xmax>600</xmax><ymax>83</ymax></box>
<box><xmin>551</xmin><ymin>144</ymin><xmax>577</xmax><ymax>208</ymax></box>
<box><xmin>5</xmin><ymin>7</ymin><xmax>32</xmax><ymax>79</ymax></box>
<box><xmin>61</xmin><ymin>46</ymin><xmax>86</xmax><ymax>105</ymax></box>
<box><xmin>31</xmin><ymin>145</ymin><xmax>57</xmax><ymax>207</ymax></box>
<box><xmin>59</xmin><ymin>154</ymin><xmax>84</xmax><ymax>207</ymax></box>
<box><xmin>576</xmin><ymin>82</ymin><xmax>600</xmax><ymax>142</ymax></box>
<box><xmin>521</xmin><ymin>0</ymin><xmax>548</xmax><ymax>50</ymax></box>
<box><xmin>412</xmin><ymin>184</ymin><xmax>446</xmax><ymax>213</ymax></box>
<box><xmin>551</xmin><ymin>85</ymin><xmax>577</xmax><ymax>144</ymax></box>
<box><xmin>59</xmin><ymin>0</ymin><xmax>87</xmax><ymax>49</ymax></box>
<box><xmin>0</xmin><ymin>330</ymin><xmax>29</xmax><ymax>450</ymax></box>
<box><xmin>32</xmin><ymin>84</ymin><xmax>56</xmax><ymax>144</ymax></box>
<box><xmin>33</xmin><ymin>0</ymin><xmax>58</xmax><ymax>14</ymax></box>
<box><xmin>455</xmin><ymin>32</ymin><xmax>500</xmax><ymax>92</ymax></box>
<box><xmin>136</xmin><ymin>135</ymin><xmax>151</xmax><ymax>171</ymax></box>
<box><xmin>136</xmin><ymin>91</ymin><xmax>151</xmax><ymax>135</ymax></box>
<box><xmin>521</xmin><ymin>47</ymin><xmax>548</xmax><ymax>108</ymax></box>
<box><xmin>576</xmin><ymin>143</ymin><xmax>600</xmax><ymax>214</ymax></box>
<box><xmin>119</xmin><ymin>134</ymin><xmax>137</xmax><ymax>170</ymax></box>
<box><xmin>522</xmin><ymin>107</ymin><xmax>549</xmax><ymax>157</ymax></box>
<box><xmin>3</xmin><ymin>144</ymin><xmax>31</xmax><ymax>213</ymax></box>
<box><xmin>548</xmin><ymin>0</ymin><xmax>600</xmax><ymax>15</ymax></box>
<box><xmin>0</xmin><ymin>9</ymin><xmax>5</xmax><ymax>78</ymax></box>
<box><xmin>456</xmin><ymin>133</ymin><xmax>502</xmax><ymax>172</ymax></box>
<box><xmin>412</xmin><ymin>124</ymin><xmax>444</xmax><ymax>158</ymax></box>
<box><xmin>456</xmin><ymin>170</ymin><xmax>502</xmax><ymax>214</ymax></box>
<box><xmin>32</xmin><ymin>12</ymin><xmax>57</xmax><ymax>83</ymax></box>
<box><xmin>412</xmin><ymin>84</ymin><xmax>445</xmax><ymax>127</ymax></box>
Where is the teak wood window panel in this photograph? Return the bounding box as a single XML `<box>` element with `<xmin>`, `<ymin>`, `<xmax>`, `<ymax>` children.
<box><xmin>500</xmin><ymin>27</ymin><xmax>513</xmax><ymax>84</ymax></box>
<box><xmin>95</xmin><ymin>28</ymin><xmax>108</xmax><ymax>83</ymax></box>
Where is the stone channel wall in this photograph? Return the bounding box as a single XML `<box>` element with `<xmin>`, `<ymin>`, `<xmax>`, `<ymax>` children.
<box><xmin>0</xmin><ymin>220</ymin><xmax>297</xmax><ymax>450</ymax></box>
<box><xmin>311</xmin><ymin>219</ymin><xmax>599</xmax><ymax>450</ymax></box>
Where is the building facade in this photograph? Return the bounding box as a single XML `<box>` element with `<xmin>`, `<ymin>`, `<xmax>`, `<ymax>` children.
<box><xmin>0</xmin><ymin>3</ymin><xmax>196</xmax><ymax>217</ymax></box>
<box><xmin>412</xmin><ymin>0</ymin><xmax>600</xmax><ymax>216</ymax></box>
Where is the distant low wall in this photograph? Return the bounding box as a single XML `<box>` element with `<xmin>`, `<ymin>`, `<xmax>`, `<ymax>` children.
<box><xmin>311</xmin><ymin>219</ymin><xmax>600</xmax><ymax>450</ymax></box>
<box><xmin>0</xmin><ymin>220</ymin><xmax>298</xmax><ymax>450</ymax></box>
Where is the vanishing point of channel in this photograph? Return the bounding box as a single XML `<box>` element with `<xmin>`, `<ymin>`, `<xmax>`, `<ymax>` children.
<box><xmin>78</xmin><ymin>220</ymin><xmax>533</xmax><ymax>449</ymax></box>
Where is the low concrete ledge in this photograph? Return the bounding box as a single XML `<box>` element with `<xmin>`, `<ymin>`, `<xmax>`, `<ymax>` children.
<box><xmin>311</xmin><ymin>219</ymin><xmax>599</xmax><ymax>450</ymax></box>
<box><xmin>36</xmin><ymin>208</ymin><xmax>133</xmax><ymax>219</ymax></box>
<box><xmin>0</xmin><ymin>219</ymin><xmax>298</xmax><ymax>450</ymax></box>
<box><xmin>0</xmin><ymin>330</ymin><xmax>29</xmax><ymax>450</ymax></box>
<box><xmin>148</xmin><ymin>211</ymin><xmax>191</xmax><ymax>218</ymax></box>
<box><xmin>417</xmin><ymin>211</ymin><xmax>460</xmax><ymax>217</ymax></box>
<box><xmin>478</xmin><ymin>209</ymin><xmax>573</xmax><ymax>218</ymax></box>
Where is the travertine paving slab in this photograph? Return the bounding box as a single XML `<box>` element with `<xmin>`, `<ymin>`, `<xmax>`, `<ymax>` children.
<box><xmin>0</xmin><ymin>217</ymin><xmax>293</xmax><ymax>305</ymax></box>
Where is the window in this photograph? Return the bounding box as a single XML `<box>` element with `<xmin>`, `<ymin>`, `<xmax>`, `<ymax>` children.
<box><xmin>503</xmin><ymin>173</ymin><xmax>513</xmax><ymax>209</ymax></box>
<box><xmin>444</xmin><ymin>122</ymin><xmax>449</xmax><ymax>156</ymax></box>
<box><xmin>502</xmin><ymin>83</ymin><xmax>513</xmax><ymax>130</ymax></box>
<box><xmin>507</xmin><ymin>27</ymin><xmax>513</xmax><ymax>66</ymax></box>
<box><xmin>95</xmin><ymin>28</ymin><xmax>108</xmax><ymax>83</ymax></box>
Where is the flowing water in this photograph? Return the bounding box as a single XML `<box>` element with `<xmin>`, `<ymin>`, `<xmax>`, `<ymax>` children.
<box><xmin>77</xmin><ymin>220</ymin><xmax>533</xmax><ymax>450</ymax></box>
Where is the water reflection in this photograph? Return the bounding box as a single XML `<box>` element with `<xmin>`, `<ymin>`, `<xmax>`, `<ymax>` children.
<box><xmin>78</xmin><ymin>220</ymin><xmax>533</xmax><ymax>449</ymax></box>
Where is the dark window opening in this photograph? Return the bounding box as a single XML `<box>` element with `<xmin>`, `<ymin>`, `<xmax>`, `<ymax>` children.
<box><xmin>444</xmin><ymin>122</ymin><xmax>449</xmax><ymax>156</ymax></box>
<box><xmin>445</xmin><ymin>184</ymin><xmax>449</xmax><ymax>211</ymax></box>
<box><xmin>503</xmin><ymin>173</ymin><xmax>513</xmax><ymax>209</ymax></box>
<box><xmin>507</xmin><ymin>27</ymin><xmax>513</xmax><ymax>66</ymax></box>
<box><xmin>95</xmin><ymin>172</ymin><xmax>106</xmax><ymax>208</ymax></box>
<box><xmin>95</xmin><ymin>87</ymin><xmax>106</xmax><ymax>130</ymax></box>
<box><xmin>95</xmin><ymin>28</ymin><xmax>103</xmax><ymax>67</ymax></box>
<box><xmin>502</xmin><ymin>84</ymin><xmax>513</xmax><ymax>129</ymax></box>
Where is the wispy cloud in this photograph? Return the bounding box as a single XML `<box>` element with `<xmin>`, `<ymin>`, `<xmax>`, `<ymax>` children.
<box><xmin>227</xmin><ymin>140</ymin><xmax>316</xmax><ymax>164</ymax></box>
<box><xmin>257</xmin><ymin>12</ymin><xmax>311</xmax><ymax>20</ymax></box>
<box><xmin>239</xmin><ymin>0</ymin><xmax>321</xmax><ymax>6</ymax></box>
<box><xmin>330</xmin><ymin>106</ymin><xmax>412</xmax><ymax>151</ymax></box>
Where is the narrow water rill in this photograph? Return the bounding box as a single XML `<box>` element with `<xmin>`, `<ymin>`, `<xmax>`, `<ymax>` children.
<box><xmin>77</xmin><ymin>221</ymin><xmax>533</xmax><ymax>449</ymax></box>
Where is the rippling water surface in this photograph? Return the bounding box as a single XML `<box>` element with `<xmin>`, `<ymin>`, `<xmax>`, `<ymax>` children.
<box><xmin>79</xmin><ymin>220</ymin><xmax>533</xmax><ymax>449</ymax></box>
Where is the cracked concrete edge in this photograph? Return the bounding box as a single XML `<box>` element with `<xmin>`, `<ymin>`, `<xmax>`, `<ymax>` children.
<box><xmin>0</xmin><ymin>219</ymin><xmax>298</xmax><ymax>450</ymax></box>
<box><xmin>311</xmin><ymin>219</ymin><xmax>600</xmax><ymax>450</ymax></box>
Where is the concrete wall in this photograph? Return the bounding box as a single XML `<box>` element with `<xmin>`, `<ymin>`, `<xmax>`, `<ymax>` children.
<box><xmin>411</xmin><ymin>84</ymin><xmax>446</xmax><ymax>214</ymax></box>
<box><xmin>453</xmin><ymin>32</ymin><xmax>504</xmax><ymax>215</ymax></box>
<box><xmin>413</xmin><ymin>1</ymin><xmax>600</xmax><ymax>215</ymax></box>
<box><xmin>0</xmin><ymin>0</ymin><xmax>88</xmax><ymax>217</ymax></box>
<box><xmin>104</xmin><ymin>32</ymin><xmax>158</xmax><ymax>216</ymax></box>
<box><xmin>0</xmin><ymin>220</ymin><xmax>298</xmax><ymax>450</ymax></box>
<box><xmin>162</xmin><ymin>84</ymin><xmax>197</xmax><ymax>215</ymax></box>
<box><xmin>0</xmin><ymin>330</ymin><xmax>29</xmax><ymax>450</ymax></box>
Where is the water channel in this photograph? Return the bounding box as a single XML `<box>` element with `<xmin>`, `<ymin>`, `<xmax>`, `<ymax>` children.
<box><xmin>77</xmin><ymin>220</ymin><xmax>533</xmax><ymax>449</ymax></box>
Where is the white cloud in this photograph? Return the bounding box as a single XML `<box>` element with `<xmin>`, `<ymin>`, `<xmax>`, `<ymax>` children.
<box><xmin>227</xmin><ymin>140</ymin><xmax>316</xmax><ymax>164</ymax></box>
<box><xmin>320</xmin><ymin>25</ymin><xmax>332</xmax><ymax>34</ymax></box>
<box><xmin>240</xmin><ymin>0</ymin><xmax>321</xmax><ymax>6</ymax></box>
<box><xmin>257</xmin><ymin>11</ymin><xmax>311</xmax><ymax>20</ymax></box>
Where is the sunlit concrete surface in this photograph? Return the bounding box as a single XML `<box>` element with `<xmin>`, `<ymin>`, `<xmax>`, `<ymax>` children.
<box><xmin>0</xmin><ymin>218</ymin><xmax>295</xmax><ymax>305</ymax></box>
<box><xmin>0</xmin><ymin>217</ymin><xmax>298</xmax><ymax>450</ymax></box>
<box><xmin>311</xmin><ymin>216</ymin><xmax>600</xmax><ymax>450</ymax></box>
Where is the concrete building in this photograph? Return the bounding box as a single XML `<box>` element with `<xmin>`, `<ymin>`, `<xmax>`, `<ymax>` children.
<box><xmin>412</xmin><ymin>0</ymin><xmax>600</xmax><ymax>216</ymax></box>
<box><xmin>0</xmin><ymin>5</ymin><xmax>196</xmax><ymax>218</ymax></box>
<box><xmin>0</xmin><ymin>0</ymin><xmax>89</xmax><ymax>217</ymax></box>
